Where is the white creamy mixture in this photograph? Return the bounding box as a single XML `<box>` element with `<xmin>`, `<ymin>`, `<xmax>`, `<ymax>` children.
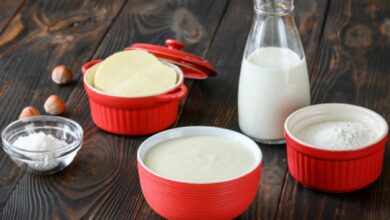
<box><xmin>144</xmin><ymin>136</ymin><xmax>255</xmax><ymax>183</ymax></box>
<box><xmin>13</xmin><ymin>132</ymin><xmax>67</xmax><ymax>170</ymax></box>
<box><xmin>238</xmin><ymin>47</ymin><xmax>310</xmax><ymax>141</ymax></box>
<box><xmin>297</xmin><ymin>121</ymin><xmax>377</xmax><ymax>150</ymax></box>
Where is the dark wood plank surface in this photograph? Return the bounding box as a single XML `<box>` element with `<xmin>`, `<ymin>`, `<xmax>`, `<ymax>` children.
<box><xmin>0</xmin><ymin>0</ymin><xmax>389</xmax><ymax>219</ymax></box>
<box><xmin>0</xmin><ymin>0</ymin><xmax>24</xmax><ymax>34</ymax></box>
<box><xmin>0</xmin><ymin>0</ymin><xmax>129</xmax><ymax>216</ymax></box>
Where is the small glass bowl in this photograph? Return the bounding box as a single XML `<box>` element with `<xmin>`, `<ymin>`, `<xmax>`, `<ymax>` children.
<box><xmin>2</xmin><ymin>116</ymin><xmax>83</xmax><ymax>175</ymax></box>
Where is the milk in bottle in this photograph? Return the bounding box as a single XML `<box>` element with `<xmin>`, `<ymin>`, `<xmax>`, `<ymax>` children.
<box><xmin>238</xmin><ymin>0</ymin><xmax>311</xmax><ymax>144</ymax></box>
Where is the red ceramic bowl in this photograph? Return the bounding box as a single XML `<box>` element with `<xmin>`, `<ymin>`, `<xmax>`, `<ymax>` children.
<box><xmin>137</xmin><ymin>126</ymin><xmax>263</xmax><ymax>220</ymax></box>
<box><xmin>284</xmin><ymin>103</ymin><xmax>388</xmax><ymax>192</ymax></box>
<box><xmin>81</xmin><ymin>60</ymin><xmax>187</xmax><ymax>135</ymax></box>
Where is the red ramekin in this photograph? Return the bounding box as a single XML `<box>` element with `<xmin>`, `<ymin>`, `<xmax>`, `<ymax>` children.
<box><xmin>81</xmin><ymin>60</ymin><xmax>187</xmax><ymax>135</ymax></box>
<box><xmin>137</xmin><ymin>126</ymin><xmax>263</xmax><ymax>219</ymax></box>
<box><xmin>284</xmin><ymin>103</ymin><xmax>388</xmax><ymax>192</ymax></box>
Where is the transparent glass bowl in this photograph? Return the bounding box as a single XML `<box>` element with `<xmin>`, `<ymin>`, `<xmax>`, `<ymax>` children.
<box><xmin>2</xmin><ymin>116</ymin><xmax>83</xmax><ymax>175</ymax></box>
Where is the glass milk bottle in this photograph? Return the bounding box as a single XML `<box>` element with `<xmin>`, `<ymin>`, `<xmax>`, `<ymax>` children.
<box><xmin>238</xmin><ymin>0</ymin><xmax>311</xmax><ymax>144</ymax></box>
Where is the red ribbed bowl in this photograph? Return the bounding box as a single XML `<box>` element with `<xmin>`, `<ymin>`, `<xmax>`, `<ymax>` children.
<box><xmin>284</xmin><ymin>103</ymin><xmax>388</xmax><ymax>192</ymax></box>
<box><xmin>137</xmin><ymin>127</ymin><xmax>263</xmax><ymax>219</ymax></box>
<box><xmin>81</xmin><ymin>60</ymin><xmax>187</xmax><ymax>135</ymax></box>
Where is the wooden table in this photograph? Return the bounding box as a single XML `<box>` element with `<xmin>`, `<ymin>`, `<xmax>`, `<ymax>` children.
<box><xmin>0</xmin><ymin>0</ymin><xmax>389</xmax><ymax>219</ymax></box>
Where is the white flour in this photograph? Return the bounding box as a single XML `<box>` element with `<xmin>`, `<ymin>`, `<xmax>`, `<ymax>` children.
<box><xmin>297</xmin><ymin>121</ymin><xmax>377</xmax><ymax>150</ymax></box>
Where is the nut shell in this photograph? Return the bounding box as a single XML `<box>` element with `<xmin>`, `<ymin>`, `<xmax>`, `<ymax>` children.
<box><xmin>19</xmin><ymin>106</ymin><xmax>40</xmax><ymax>119</ymax></box>
<box><xmin>44</xmin><ymin>95</ymin><xmax>66</xmax><ymax>115</ymax></box>
<box><xmin>52</xmin><ymin>65</ymin><xmax>73</xmax><ymax>84</ymax></box>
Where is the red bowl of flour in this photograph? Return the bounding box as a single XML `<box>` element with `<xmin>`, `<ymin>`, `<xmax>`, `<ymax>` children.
<box><xmin>284</xmin><ymin>103</ymin><xmax>388</xmax><ymax>192</ymax></box>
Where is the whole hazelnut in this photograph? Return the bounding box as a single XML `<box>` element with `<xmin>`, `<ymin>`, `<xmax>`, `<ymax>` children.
<box><xmin>52</xmin><ymin>65</ymin><xmax>73</xmax><ymax>84</ymax></box>
<box><xmin>44</xmin><ymin>95</ymin><xmax>66</xmax><ymax>115</ymax></box>
<box><xmin>19</xmin><ymin>106</ymin><xmax>40</xmax><ymax>119</ymax></box>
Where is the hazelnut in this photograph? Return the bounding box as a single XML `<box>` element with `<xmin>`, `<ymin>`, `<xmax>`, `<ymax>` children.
<box><xmin>51</xmin><ymin>65</ymin><xmax>73</xmax><ymax>84</ymax></box>
<box><xmin>44</xmin><ymin>95</ymin><xmax>66</xmax><ymax>115</ymax></box>
<box><xmin>19</xmin><ymin>106</ymin><xmax>40</xmax><ymax>119</ymax></box>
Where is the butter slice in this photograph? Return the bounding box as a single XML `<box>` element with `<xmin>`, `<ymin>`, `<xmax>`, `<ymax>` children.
<box><xmin>94</xmin><ymin>50</ymin><xmax>177</xmax><ymax>97</ymax></box>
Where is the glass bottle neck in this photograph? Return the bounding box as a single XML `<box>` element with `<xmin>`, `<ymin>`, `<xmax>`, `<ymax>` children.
<box><xmin>254</xmin><ymin>0</ymin><xmax>294</xmax><ymax>15</ymax></box>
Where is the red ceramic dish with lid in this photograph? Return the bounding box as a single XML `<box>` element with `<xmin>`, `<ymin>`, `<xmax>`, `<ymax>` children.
<box><xmin>284</xmin><ymin>103</ymin><xmax>388</xmax><ymax>192</ymax></box>
<box><xmin>137</xmin><ymin>126</ymin><xmax>263</xmax><ymax>219</ymax></box>
<box><xmin>81</xmin><ymin>40</ymin><xmax>217</xmax><ymax>135</ymax></box>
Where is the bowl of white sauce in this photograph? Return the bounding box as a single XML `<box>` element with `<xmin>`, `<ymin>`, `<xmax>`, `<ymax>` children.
<box><xmin>2</xmin><ymin>116</ymin><xmax>83</xmax><ymax>175</ymax></box>
<box><xmin>137</xmin><ymin>126</ymin><xmax>263</xmax><ymax>219</ymax></box>
<box><xmin>284</xmin><ymin>103</ymin><xmax>388</xmax><ymax>192</ymax></box>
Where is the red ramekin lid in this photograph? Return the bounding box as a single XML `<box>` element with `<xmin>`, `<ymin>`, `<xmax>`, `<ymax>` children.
<box><xmin>124</xmin><ymin>39</ymin><xmax>218</xmax><ymax>80</ymax></box>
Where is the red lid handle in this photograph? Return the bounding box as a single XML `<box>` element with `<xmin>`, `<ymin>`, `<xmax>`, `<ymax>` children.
<box><xmin>165</xmin><ymin>39</ymin><xmax>184</xmax><ymax>50</ymax></box>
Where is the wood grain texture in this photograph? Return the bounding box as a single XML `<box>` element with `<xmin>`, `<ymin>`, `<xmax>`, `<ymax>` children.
<box><xmin>276</xmin><ymin>0</ymin><xmax>390</xmax><ymax>219</ymax></box>
<box><xmin>0</xmin><ymin>0</ymin><xmax>389</xmax><ymax>219</ymax></box>
<box><xmin>0</xmin><ymin>0</ymin><xmax>231</xmax><ymax>219</ymax></box>
<box><xmin>0</xmin><ymin>0</ymin><xmax>24</xmax><ymax>32</ymax></box>
<box><xmin>174</xmin><ymin>0</ymin><xmax>330</xmax><ymax>219</ymax></box>
<box><xmin>93</xmin><ymin>0</ymin><xmax>228</xmax><ymax>58</ymax></box>
<box><xmin>0</xmin><ymin>0</ymin><xmax>128</xmax><ymax>216</ymax></box>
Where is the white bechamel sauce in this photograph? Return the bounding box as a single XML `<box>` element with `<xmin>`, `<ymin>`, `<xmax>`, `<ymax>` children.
<box><xmin>238</xmin><ymin>47</ymin><xmax>310</xmax><ymax>141</ymax></box>
<box><xmin>144</xmin><ymin>136</ymin><xmax>255</xmax><ymax>183</ymax></box>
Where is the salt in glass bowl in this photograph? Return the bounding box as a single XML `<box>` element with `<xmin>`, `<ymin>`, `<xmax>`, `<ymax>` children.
<box><xmin>2</xmin><ymin>116</ymin><xmax>83</xmax><ymax>175</ymax></box>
